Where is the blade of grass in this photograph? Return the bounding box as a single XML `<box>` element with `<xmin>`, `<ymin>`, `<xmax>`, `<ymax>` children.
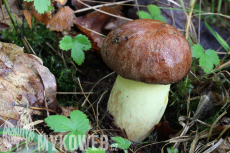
<box><xmin>217</xmin><ymin>0</ymin><xmax>222</xmax><ymax>13</ymax></box>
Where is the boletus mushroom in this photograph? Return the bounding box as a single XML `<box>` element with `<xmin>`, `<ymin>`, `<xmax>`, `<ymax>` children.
<box><xmin>101</xmin><ymin>19</ymin><xmax>192</xmax><ymax>142</ymax></box>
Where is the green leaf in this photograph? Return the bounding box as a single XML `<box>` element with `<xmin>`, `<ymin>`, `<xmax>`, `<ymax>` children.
<box><xmin>64</xmin><ymin>131</ymin><xmax>86</xmax><ymax>151</ymax></box>
<box><xmin>137</xmin><ymin>11</ymin><xmax>153</xmax><ymax>19</ymax></box>
<box><xmin>154</xmin><ymin>15</ymin><xmax>167</xmax><ymax>23</ymax></box>
<box><xmin>59</xmin><ymin>34</ymin><xmax>91</xmax><ymax>65</ymax></box>
<box><xmin>215</xmin><ymin>32</ymin><xmax>230</xmax><ymax>51</ymax></box>
<box><xmin>59</xmin><ymin>36</ymin><xmax>74</xmax><ymax>51</ymax></box>
<box><xmin>205</xmin><ymin>49</ymin><xmax>220</xmax><ymax>65</ymax></box>
<box><xmin>0</xmin><ymin>128</ymin><xmax>56</xmax><ymax>153</ymax></box>
<box><xmin>71</xmin><ymin>34</ymin><xmax>91</xmax><ymax>65</ymax></box>
<box><xmin>73</xmin><ymin>34</ymin><xmax>91</xmax><ymax>51</ymax></box>
<box><xmin>44</xmin><ymin>115</ymin><xmax>75</xmax><ymax>132</ymax></box>
<box><xmin>70</xmin><ymin>110</ymin><xmax>90</xmax><ymax>133</ymax></box>
<box><xmin>86</xmin><ymin>146</ymin><xmax>105</xmax><ymax>153</ymax></box>
<box><xmin>192</xmin><ymin>44</ymin><xmax>205</xmax><ymax>58</ymax></box>
<box><xmin>148</xmin><ymin>4</ymin><xmax>161</xmax><ymax>16</ymax></box>
<box><xmin>110</xmin><ymin>137</ymin><xmax>131</xmax><ymax>150</ymax></box>
<box><xmin>199</xmin><ymin>54</ymin><xmax>215</xmax><ymax>73</ymax></box>
<box><xmin>24</xmin><ymin>0</ymin><xmax>34</xmax><ymax>2</ymax></box>
<box><xmin>34</xmin><ymin>0</ymin><xmax>51</xmax><ymax>14</ymax></box>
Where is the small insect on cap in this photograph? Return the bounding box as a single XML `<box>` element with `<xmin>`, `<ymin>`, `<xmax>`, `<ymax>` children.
<box><xmin>101</xmin><ymin>19</ymin><xmax>192</xmax><ymax>84</ymax></box>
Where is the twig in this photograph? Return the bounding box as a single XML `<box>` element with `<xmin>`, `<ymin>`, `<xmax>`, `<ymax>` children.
<box><xmin>77</xmin><ymin>0</ymin><xmax>132</xmax><ymax>21</ymax></box>
<box><xmin>2</xmin><ymin>0</ymin><xmax>31</xmax><ymax>53</ymax></box>
<box><xmin>75</xmin><ymin>0</ymin><xmax>134</xmax><ymax>13</ymax></box>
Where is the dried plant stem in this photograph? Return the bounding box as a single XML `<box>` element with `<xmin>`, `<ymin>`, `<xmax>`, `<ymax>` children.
<box><xmin>77</xmin><ymin>0</ymin><xmax>132</xmax><ymax>21</ymax></box>
<box><xmin>2</xmin><ymin>0</ymin><xmax>31</xmax><ymax>53</ymax></box>
<box><xmin>75</xmin><ymin>0</ymin><xmax>134</xmax><ymax>13</ymax></box>
<box><xmin>207</xmin><ymin>111</ymin><xmax>227</xmax><ymax>142</ymax></box>
<box><xmin>185</xmin><ymin>0</ymin><xmax>196</xmax><ymax>39</ymax></box>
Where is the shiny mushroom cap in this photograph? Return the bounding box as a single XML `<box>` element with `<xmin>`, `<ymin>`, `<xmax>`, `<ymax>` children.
<box><xmin>101</xmin><ymin>19</ymin><xmax>192</xmax><ymax>84</ymax></box>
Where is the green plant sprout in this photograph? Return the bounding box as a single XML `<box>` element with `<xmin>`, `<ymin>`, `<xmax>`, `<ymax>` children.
<box><xmin>59</xmin><ymin>34</ymin><xmax>91</xmax><ymax>65</ymax></box>
<box><xmin>24</xmin><ymin>0</ymin><xmax>54</xmax><ymax>14</ymax></box>
<box><xmin>44</xmin><ymin>110</ymin><xmax>90</xmax><ymax>151</ymax></box>
<box><xmin>110</xmin><ymin>136</ymin><xmax>131</xmax><ymax>153</ymax></box>
<box><xmin>137</xmin><ymin>4</ymin><xmax>167</xmax><ymax>23</ymax></box>
<box><xmin>86</xmin><ymin>146</ymin><xmax>105</xmax><ymax>153</ymax></box>
<box><xmin>192</xmin><ymin>44</ymin><xmax>220</xmax><ymax>73</ymax></box>
<box><xmin>167</xmin><ymin>147</ymin><xmax>179</xmax><ymax>153</ymax></box>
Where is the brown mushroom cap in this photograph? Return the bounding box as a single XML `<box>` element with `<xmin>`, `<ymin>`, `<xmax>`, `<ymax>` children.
<box><xmin>101</xmin><ymin>19</ymin><xmax>192</xmax><ymax>84</ymax></box>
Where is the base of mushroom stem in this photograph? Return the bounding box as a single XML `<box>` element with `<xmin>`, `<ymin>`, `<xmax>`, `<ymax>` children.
<box><xmin>107</xmin><ymin>75</ymin><xmax>170</xmax><ymax>142</ymax></box>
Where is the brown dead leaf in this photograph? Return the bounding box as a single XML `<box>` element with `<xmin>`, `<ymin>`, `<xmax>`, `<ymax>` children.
<box><xmin>75</xmin><ymin>5</ymin><xmax>125</xmax><ymax>50</ymax></box>
<box><xmin>155</xmin><ymin>120</ymin><xmax>180</xmax><ymax>141</ymax></box>
<box><xmin>0</xmin><ymin>84</ymin><xmax>20</xmax><ymax>120</ymax></box>
<box><xmin>0</xmin><ymin>41</ymin><xmax>59</xmax><ymax>111</ymax></box>
<box><xmin>23</xmin><ymin>0</ymin><xmax>34</xmax><ymax>8</ymax></box>
<box><xmin>71</xmin><ymin>0</ymin><xmax>95</xmax><ymax>10</ymax></box>
<box><xmin>0</xmin><ymin>22</ymin><xmax>9</xmax><ymax>31</ymax></box>
<box><xmin>31</xmin><ymin>11</ymin><xmax>49</xmax><ymax>25</ymax></box>
<box><xmin>60</xmin><ymin>106</ymin><xmax>78</xmax><ymax>117</ymax></box>
<box><xmin>24</xmin><ymin>10</ymin><xmax>32</xmax><ymax>29</ymax></box>
<box><xmin>47</xmin><ymin>6</ymin><xmax>75</xmax><ymax>31</ymax></box>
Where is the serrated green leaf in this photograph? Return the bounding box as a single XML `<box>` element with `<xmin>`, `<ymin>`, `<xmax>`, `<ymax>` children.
<box><xmin>205</xmin><ymin>49</ymin><xmax>220</xmax><ymax>65</ymax></box>
<box><xmin>86</xmin><ymin>146</ymin><xmax>105</xmax><ymax>153</ymax></box>
<box><xmin>34</xmin><ymin>0</ymin><xmax>51</xmax><ymax>14</ymax></box>
<box><xmin>110</xmin><ymin>137</ymin><xmax>131</xmax><ymax>150</ymax></box>
<box><xmin>192</xmin><ymin>44</ymin><xmax>205</xmax><ymax>58</ymax></box>
<box><xmin>70</xmin><ymin>110</ymin><xmax>90</xmax><ymax>133</ymax></box>
<box><xmin>70</xmin><ymin>34</ymin><xmax>91</xmax><ymax>65</ymax></box>
<box><xmin>215</xmin><ymin>32</ymin><xmax>230</xmax><ymax>51</ymax></box>
<box><xmin>64</xmin><ymin>131</ymin><xmax>86</xmax><ymax>151</ymax></box>
<box><xmin>59</xmin><ymin>36</ymin><xmax>74</xmax><ymax>51</ymax></box>
<box><xmin>148</xmin><ymin>4</ymin><xmax>161</xmax><ymax>16</ymax></box>
<box><xmin>44</xmin><ymin>115</ymin><xmax>75</xmax><ymax>132</ymax></box>
<box><xmin>137</xmin><ymin>11</ymin><xmax>153</xmax><ymax>19</ymax></box>
<box><xmin>199</xmin><ymin>54</ymin><xmax>215</xmax><ymax>73</ymax></box>
<box><xmin>154</xmin><ymin>15</ymin><xmax>167</xmax><ymax>23</ymax></box>
<box><xmin>73</xmin><ymin>34</ymin><xmax>91</xmax><ymax>51</ymax></box>
<box><xmin>71</xmin><ymin>44</ymin><xmax>85</xmax><ymax>65</ymax></box>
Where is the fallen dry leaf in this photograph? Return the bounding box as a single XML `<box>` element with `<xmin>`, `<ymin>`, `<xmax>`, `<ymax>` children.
<box><xmin>0</xmin><ymin>41</ymin><xmax>60</xmax><ymax>117</ymax></box>
<box><xmin>31</xmin><ymin>11</ymin><xmax>49</xmax><ymax>25</ymax></box>
<box><xmin>71</xmin><ymin>0</ymin><xmax>95</xmax><ymax>10</ymax></box>
<box><xmin>75</xmin><ymin>5</ymin><xmax>126</xmax><ymax>50</ymax></box>
<box><xmin>0</xmin><ymin>41</ymin><xmax>60</xmax><ymax>151</ymax></box>
<box><xmin>47</xmin><ymin>6</ymin><xmax>75</xmax><ymax>31</ymax></box>
<box><xmin>0</xmin><ymin>22</ymin><xmax>10</xmax><ymax>31</ymax></box>
<box><xmin>155</xmin><ymin>120</ymin><xmax>180</xmax><ymax>141</ymax></box>
<box><xmin>24</xmin><ymin>10</ymin><xmax>32</xmax><ymax>29</ymax></box>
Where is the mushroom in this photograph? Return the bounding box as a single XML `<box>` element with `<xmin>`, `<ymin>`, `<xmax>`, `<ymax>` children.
<box><xmin>101</xmin><ymin>19</ymin><xmax>192</xmax><ymax>142</ymax></box>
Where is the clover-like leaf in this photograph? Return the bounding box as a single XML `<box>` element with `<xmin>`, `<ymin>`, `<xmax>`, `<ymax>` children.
<box><xmin>192</xmin><ymin>44</ymin><xmax>205</xmax><ymax>58</ymax></box>
<box><xmin>110</xmin><ymin>137</ymin><xmax>131</xmax><ymax>150</ymax></box>
<box><xmin>199</xmin><ymin>49</ymin><xmax>220</xmax><ymax>73</ymax></box>
<box><xmin>59</xmin><ymin>34</ymin><xmax>91</xmax><ymax>65</ymax></box>
<box><xmin>44</xmin><ymin>115</ymin><xmax>75</xmax><ymax>132</ymax></box>
<box><xmin>148</xmin><ymin>4</ymin><xmax>161</xmax><ymax>17</ymax></box>
<box><xmin>137</xmin><ymin>11</ymin><xmax>153</xmax><ymax>19</ymax></box>
<box><xmin>70</xmin><ymin>110</ymin><xmax>90</xmax><ymax>133</ymax></box>
<box><xmin>34</xmin><ymin>0</ymin><xmax>53</xmax><ymax>14</ymax></box>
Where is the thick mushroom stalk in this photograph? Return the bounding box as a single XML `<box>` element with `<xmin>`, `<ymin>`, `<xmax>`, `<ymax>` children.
<box><xmin>107</xmin><ymin>75</ymin><xmax>170</xmax><ymax>142</ymax></box>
